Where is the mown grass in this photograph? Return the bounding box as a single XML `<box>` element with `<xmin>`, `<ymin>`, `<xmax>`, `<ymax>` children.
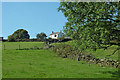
<box><xmin>2</xmin><ymin>42</ymin><xmax>119</xmax><ymax>78</ymax></box>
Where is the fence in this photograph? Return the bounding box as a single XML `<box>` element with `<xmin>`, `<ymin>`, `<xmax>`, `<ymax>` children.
<box><xmin>2</xmin><ymin>42</ymin><xmax>44</xmax><ymax>50</ymax></box>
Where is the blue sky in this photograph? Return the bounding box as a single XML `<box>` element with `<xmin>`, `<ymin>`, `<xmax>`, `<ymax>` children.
<box><xmin>2</xmin><ymin>2</ymin><xmax>67</xmax><ymax>39</ymax></box>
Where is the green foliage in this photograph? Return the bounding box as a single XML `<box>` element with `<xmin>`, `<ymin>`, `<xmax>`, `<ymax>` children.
<box><xmin>13</xmin><ymin>29</ymin><xmax>30</xmax><ymax>39</ymax></box>
<box><xmin>36</xmin><ymin>32</ymin><xmax>47</xmax><ymax>41</ymax></box>
<box><xmin>8</xmin><ymin>35</ymin><xmax>16</xmax><ymax>42</ymax></box>
<box><xmin>52</xmin><ymin>43</ymin><xmax>79</xmax><ymax>58</ymax></box>
<box><xmin>8</xmin><ymin>29</ymin><xmax>30</xmax><ymax>42</ymax></box>
<box><xmin>58</xmin><ymin>2</ymin><xmax>120</xmax><ymax>51</ymax></box>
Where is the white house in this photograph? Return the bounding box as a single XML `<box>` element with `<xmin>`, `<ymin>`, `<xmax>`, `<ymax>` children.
<box><xmin>49</xmin><ymin>31</ymin><xmax>70</xmax><ymax>39</ymax></box>
<box><xmin>49</xmin><ymin>31</ymin><xmax>64</xmax><ymax>39</ymax></box>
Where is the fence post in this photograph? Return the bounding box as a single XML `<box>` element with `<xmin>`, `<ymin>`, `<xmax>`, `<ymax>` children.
<box><xmin>19</xmin><ymin>44</ymin><xmax>20</xmax><ymax>50</ymax></box>
<box><xmin>4</xmin><ymin>44</ymin><xmax>5</xmax><ymax>50</ymax></box>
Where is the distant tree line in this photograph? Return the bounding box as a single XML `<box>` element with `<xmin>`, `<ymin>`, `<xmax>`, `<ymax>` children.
<box><xmin>7</xmin><ymin>29</ymin><xmax>49</xmax><ymax>42</ymax></box>
<box><xmin>7</xmin><ymin>29</ymin><xmax>71</xmax><ymax>42</ymax></box>
<box><xmin>8</xmin><ymin>29</ymin><xmax>48</xmax><ymax>42</ymax></box>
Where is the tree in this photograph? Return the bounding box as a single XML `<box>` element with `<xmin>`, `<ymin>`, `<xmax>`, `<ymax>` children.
<box><xmin>8</xmin><ymin>29</ymin><xmax>30</xmax><ymax>42</ymax></box>
<box><xmin>8</xmin><ymin>35</ymin><xmax>15</xmax><ymax>42</ymax></box>
<box><xmin>12</xmin><ymin>29</ymin><xmax>30</xmax><ymax>39</ymax></box>
<box><xmin>58</xmin><ymin>2</ymin><xmax>120</xmax><ymax>52</ymax></box>
<box><xmin>36</xmin><ymin>32</ymin><xmax>47</xmax><ymax>41</ymax></box>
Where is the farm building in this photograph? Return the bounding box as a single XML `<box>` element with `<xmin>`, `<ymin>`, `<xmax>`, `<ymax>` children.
<box><xmin>49</xmin><ymin>31</ymin><xmax>70</xmax><ymax>39</ymax></box>
<box><xmin>0</xmin><ymin>37</ymin><xmax>3</xmax><ymax>41</ymax></box>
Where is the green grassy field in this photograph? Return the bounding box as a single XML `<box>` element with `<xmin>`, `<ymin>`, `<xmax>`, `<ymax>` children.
<box><xmin>2</xmin><ymin>42</ymin><xmax>119</xmax><ymax>78</ymax></box>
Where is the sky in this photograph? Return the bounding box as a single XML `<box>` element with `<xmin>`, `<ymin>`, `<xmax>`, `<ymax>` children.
<box><xmin>2</xmin><ymin>2</ymin><xmax>67</xmax><ymax>39</ymax></box>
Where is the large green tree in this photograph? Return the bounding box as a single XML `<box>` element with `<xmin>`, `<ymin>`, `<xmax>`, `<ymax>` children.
<box><xmin>8</xmin><ymin>29</ymin><xmax>30</xmax><ymax>41</ymax></box>
<box><xmin>58</xmin><ymin>2</ymin><xmax>120</xmax><ymax>52</ymax></box>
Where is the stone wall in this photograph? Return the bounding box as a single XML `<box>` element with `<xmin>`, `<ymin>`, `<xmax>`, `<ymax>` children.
<box><xmin>51</xmin><ymin>44</ymin><xmax>120</xmax><ymax>68</ymax></box>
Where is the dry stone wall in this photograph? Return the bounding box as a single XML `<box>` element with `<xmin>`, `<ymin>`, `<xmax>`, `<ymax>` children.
<box><xmin>51</xmin><ymin>44</ymin><xmax>120</xmax><ymax>68</ymax></box>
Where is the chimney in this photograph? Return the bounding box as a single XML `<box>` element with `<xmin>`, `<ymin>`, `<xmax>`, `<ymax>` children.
<box><xmin>52</xmin><ymin>31</ymin><xmax>54</xmax><ymax>34</ymax></box>
<box><xmin>60</xmin><ymin>30</ymin><xmax>61</xmax><ymax>33</ymax></box>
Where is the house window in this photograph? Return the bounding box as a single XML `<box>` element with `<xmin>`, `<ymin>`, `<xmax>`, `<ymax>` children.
<box><xmin>54</xmin><ymin>35</ymin><xmax>57</xmax><ymax>37</ymax></box>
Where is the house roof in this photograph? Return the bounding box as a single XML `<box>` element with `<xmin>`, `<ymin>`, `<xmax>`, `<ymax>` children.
<box><xmin>49</xmin><ymin>32</ymin><xmax>60</xmax><ymax>35</ymax></box>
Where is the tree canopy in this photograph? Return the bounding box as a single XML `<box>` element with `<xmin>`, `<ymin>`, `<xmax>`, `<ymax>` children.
<box><xmin>58</xmin><ymin>2</ymin><xmax>120</xmax><ymax>51</ymax></box>
<box><xmin>8</xmin><ymin>29</ymin><xmax>30</xmax><ymax>41</ymax></box>
<box><xmin>36</xmin><ymin>32</ymin><xmax>47</xmax><ymax>41</ymax></box>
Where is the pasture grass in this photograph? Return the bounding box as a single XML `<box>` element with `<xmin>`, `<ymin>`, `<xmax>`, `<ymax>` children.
<box><xmin>2</xmin><ymin>42</ymin><xmax>119</xmax><ymax>78</ymax></box>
